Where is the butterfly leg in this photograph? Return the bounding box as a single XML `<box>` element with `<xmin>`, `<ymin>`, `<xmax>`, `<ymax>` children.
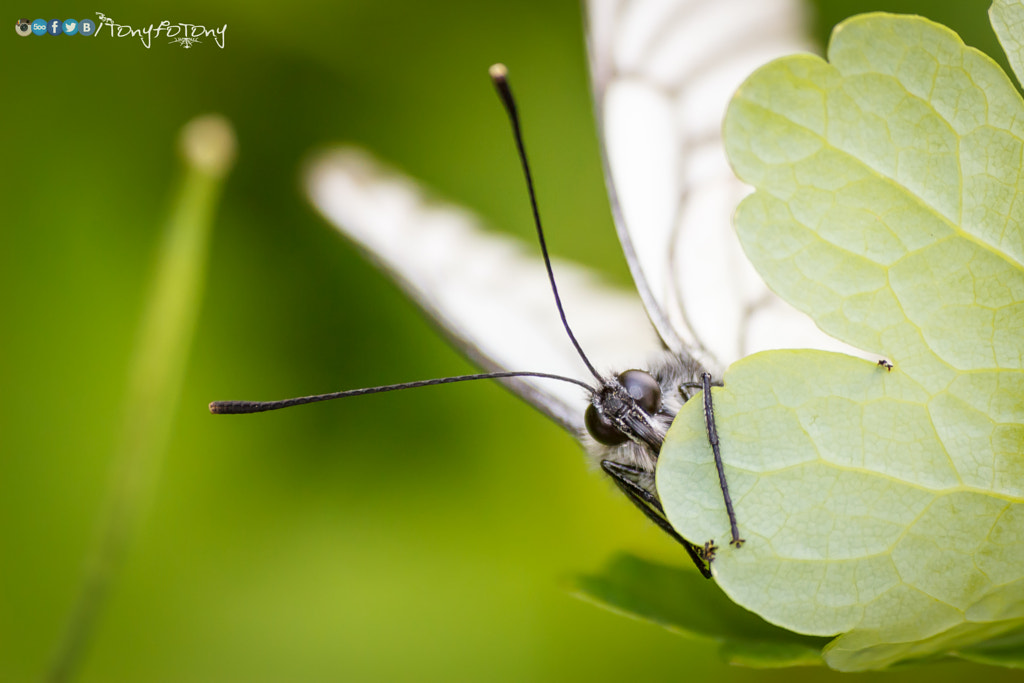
<box><xmin>600</xmin><ymin>460</ymin><xmax>713</xmax><ymax>579</ymax></box>
<box><xmin>680</xmin><ymin>374</ymin><xmax>720</xmax><ymax>401</ymax></box>
<box><xmin>701</xmin><ymin>373</ymin><xmax>744</xmax><ymax>548</ymax></box>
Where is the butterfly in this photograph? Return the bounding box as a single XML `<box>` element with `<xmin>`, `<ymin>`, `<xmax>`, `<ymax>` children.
<box><xmin>214</xmin><ymin>0</ymin><xmax>860</xmax><ymax>575</ymax></box>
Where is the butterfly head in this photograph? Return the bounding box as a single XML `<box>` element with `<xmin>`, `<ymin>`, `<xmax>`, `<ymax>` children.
<box><xmin>585</xmin><ymin>369</ymin><xmax>663</xmax><ymax>450</ymax></box>
<box><xmin>580</xmin><ymin>355</ymin><xmax>705</xmax><ymax>473</ymax></box>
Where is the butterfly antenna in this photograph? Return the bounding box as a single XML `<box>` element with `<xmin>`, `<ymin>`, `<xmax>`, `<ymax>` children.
<box><xmin>489</xmin><ymin>63</ymin><xmax>603</xmax><ymax>383</ymax></box>
<box><xmin>210</xmin><ymin>371</ymin><xmax>594</xmax><ymax>414</ymax></box>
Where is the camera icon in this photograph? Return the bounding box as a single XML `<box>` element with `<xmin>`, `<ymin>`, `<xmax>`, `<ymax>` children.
<box><xmin>15</xmin><ymin>18</ymin><xmax>31</xmax><ymax>36</ymax></box>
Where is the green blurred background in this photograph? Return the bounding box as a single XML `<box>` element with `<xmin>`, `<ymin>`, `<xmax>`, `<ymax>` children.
<box><xmin>2</xmin><ymin>0</ymin><xmax>1017</xmax><ymax>681</ymax></box>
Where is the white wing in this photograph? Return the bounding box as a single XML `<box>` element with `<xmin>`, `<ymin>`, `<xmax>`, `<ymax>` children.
<box><xmin>306</xmin><ymin>148</ymin><xmax>666</xmax><ymax>433</ymax></box>
<box><xmin>588</xmin><ymin>0</ymin><xmax>865</xmax><ymax>371</ymax></box>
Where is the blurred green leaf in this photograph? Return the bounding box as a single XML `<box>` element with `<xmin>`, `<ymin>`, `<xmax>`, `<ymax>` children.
<box><xmin>574</xmin><ymin>554</ymin><xmax>828</xmax><ymax>667</ymax></box>
<box><xmin>658</xmin><ymin>11</ymin><xmax>1024</xmax><ymax>671</ymax></box>
<box><xmin>953</xmin><ymin>625</ymin><xmax>1024</xmax><ymax>668</ymax></box>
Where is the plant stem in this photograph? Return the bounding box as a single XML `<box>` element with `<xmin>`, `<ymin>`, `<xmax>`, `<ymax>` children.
<box><xmin>45</xmin><ymin>115</ymin><xmax>235</xmax><ymax>683</ymax></box>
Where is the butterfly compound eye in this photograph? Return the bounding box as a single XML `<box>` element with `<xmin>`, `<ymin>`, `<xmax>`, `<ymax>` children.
<box><xmin>618</xmin><ymin>370</ymin><xmax>661</xmax><ymax>414</ymax></box>
<box><xmin>585</xmin><ymin>403</ymin><xmax>627</xmax><ymax>445</ymax></box>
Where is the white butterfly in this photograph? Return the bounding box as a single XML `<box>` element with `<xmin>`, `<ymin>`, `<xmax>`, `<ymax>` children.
<box><xmin>297</xmin><ymin>0</ymin><xmax>860</xmax><ymax>572</ymax></box>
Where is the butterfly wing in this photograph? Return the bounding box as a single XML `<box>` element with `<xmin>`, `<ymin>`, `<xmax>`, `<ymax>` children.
<box><xmin>587</xmin><ymin>0</ymin><xmax>863</xmax><ymax>370</ymax></box>
<box><xmin>308</xmin><ymin>2</ymin><xmax>860</xmax><ymax>438</ymax></box>
<box><xmin>306</xmin><ymin>148</ymin><xmax>666</xmax><ymax>434</ymax></box>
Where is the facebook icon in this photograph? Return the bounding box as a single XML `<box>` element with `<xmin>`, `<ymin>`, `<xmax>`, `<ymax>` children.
<box><xmin>47</xmin><ymin>19</ymin><xmax>61</xmax><ymax>35</ymax></box>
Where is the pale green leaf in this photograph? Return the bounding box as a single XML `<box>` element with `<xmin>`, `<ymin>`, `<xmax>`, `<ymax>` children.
<box><xmin>992</xmin><ymin>0</ymin><xmax>1024</xmax><ymax>89</ymax></box>
<box><xmin>659</xmin><ymin>12</ymin><xmax>1024</xmax><ymax>671</ymax></box>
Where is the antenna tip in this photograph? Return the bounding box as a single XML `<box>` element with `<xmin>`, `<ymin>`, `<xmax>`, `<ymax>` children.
<box><xmin>209</xmin><ymin>401</ymin><xmax>226</xmax><ymax>414</ymax></box>
<box><xmin>489</xmin><ymin>63</ymin><xmax>508</xmax><ymax>83</ymax></box>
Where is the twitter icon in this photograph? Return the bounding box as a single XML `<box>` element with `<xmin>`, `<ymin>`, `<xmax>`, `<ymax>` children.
<box><xmin>62</xmin><ymin>19</ymin><xmax>78</xmax><ymax>35</ymax></box>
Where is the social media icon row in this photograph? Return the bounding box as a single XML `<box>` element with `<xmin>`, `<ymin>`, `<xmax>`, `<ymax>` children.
<box><xmin>15</xmin><ymin>18</ymin><xmax>95</xmax><ymax>36</ymax></box>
